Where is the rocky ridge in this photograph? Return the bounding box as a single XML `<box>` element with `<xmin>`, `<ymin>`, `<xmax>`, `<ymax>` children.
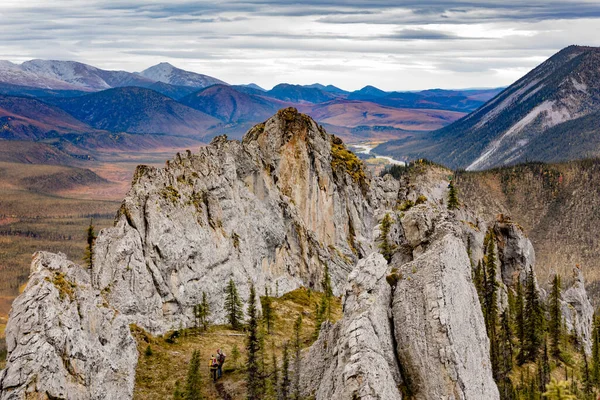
<box><xmin>0</xmin><ymin>109</ymin><xmax>594</xmax><ymax>399</ymax></box>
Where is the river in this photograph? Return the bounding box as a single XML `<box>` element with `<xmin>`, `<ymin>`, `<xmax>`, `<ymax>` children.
<box><xmin>350</xmin><ymin>144</ymin><xmax>406</xmax><ymax>166</ymax></box>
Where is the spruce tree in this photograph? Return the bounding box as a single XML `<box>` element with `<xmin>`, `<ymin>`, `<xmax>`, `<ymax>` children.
<box><xmin>378</xmin><ymin>213</ymin><xmax>395</xmax><ymax>262</ymax></box>
<box><xmin>548</xmin><ymin>274</ymin><xmax>563</xmax><ymax>359</ymax></box>
<box><xmin>538</xmin><ymin>337</ymin><xmax>550</xmax><ymax>392</ymax></box>
<box><xmin>184</xmin><ymin>350</ymin><xmax>203</xmax><ymax>400</ymax></box>
<box><xmin>279</xmin><ymin>343</ymin><xmax>290</xmax><ymax>400</ymax></box>
<box><xmin>322</xmin><ymin>265</ymin><xmax>333</xmax><ymax>320</ymax></box>
<box><xmin>591</xmin><ymin>312</ymin><xmax>600</xmax><ymax>385</ymax></box>
<box><xmin>447</xmin><ymin>179</ymin><xmax>459</xmax><ymax>210</ymax></box>
<box><xmin>224</xmin><ymin>279</ymin><xmax>244</xmax><ymax>330</ymax></box>
<box><xmin>523</xmin><ymin>269</ymin><xmax>543</xmax><ymax>362</ymax></box>
<box><xmin>270</xmin><ymin>351</ymin><xmax>279</xmax><ymax>400</ymax></box>
<box><xmin>313</xmin><ymin>298</ymin><xmax>327</xmax><ymax>340</ymax></box>
<box><xmin>199</xmin><ymin>292</ymin><xmax>210</xmax><ymax>331</ymax></box>
<box><xmin>83</xmin><ymin>218</ymin><xmax>96</xmax><ymax>269</ymax></box>
<box><xmin>173</xmin><ymin>380</ymin><xmax>184</xmax><ymax>400</ymax></box>
<box><xmin>246</xmin><ymin>284</ymin><xmax>261</xmax><ymax>400</ymax></box>
<box><xmin>262</xmin><ymin>287</ymin><xmax>274</xmax><ymax>334</ymax></box>
<box><xmin>497</xmin><ymin>310</ymin><xmax>514</xmax><ymax>399</ymax></box>
<box><xmin>581</xmin><ymin>347</ymin><xmax>592</xmax><ymax>397</ymax></box>
<box><xmin>484</xmin><ymin>232</ymin><xmax>500</xmax><ymax>378</ymax></box>
<box><xmin>293</xmin><ymin>315</ymin><xmax>302</xmax><ymax>400</ymax></box>
<box><xmin>514</xmin><ymin>280</ymin><xmax>526</xmax><ymax>365</ymax></box>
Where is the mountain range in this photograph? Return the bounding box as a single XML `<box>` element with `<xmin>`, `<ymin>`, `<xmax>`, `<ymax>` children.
<box><xmin>0</xmin><ymin>58</ymin><xmax>505</xmax><ymax>163</ymax></box>
<box><xmin>375</xmin><ymin>45</ymin><xmax>600</xmax><ymax>170</ymax></box>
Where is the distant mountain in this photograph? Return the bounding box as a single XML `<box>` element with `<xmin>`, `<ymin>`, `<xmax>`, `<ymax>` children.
<box><xmin>241</xmin><ymin>83</ymin><xmax>266</xmax><ymax>91</ymax></box>
<box><xmin>348</xmin><ymin>85</ymin><xmax>388</xmax><ymax>100</ymax></box>
<box><xmin>232</xmin><ymin>85</ymin><xmax>268</xmax><ymax>96</ymax></box>
<box><xmin>139</xmin><ymin>62</ymin><xmax>226</xmax><ymax>89</ymax></box>
<box><xmin>180</xmin><ymin>84</ymin><xmax>281</xmax><ymax>124</ymax></box>
<box><xmin>50</xmin><ymin>87</ymin><xmax>220</xmax><ymax>137</ymax></box>
<box><xmin>303</xmin><ymin>83</ymin><xmax>349</xmax><ymax>95</ymax></box>
<box><xmin>375</xmin><ymin>45</ymin><xmax>600</xmax><ymax>170</ymax></box>
<box><xmin>19</xmin><ymin>60</ymin><xmax>155</xmax><ymax>91</ymax></box>
<box><xmin>266</xmin><ymin>83</ymin><xmax>337</xmax><ymax>103</ymax></box>
<box><xmin>0</xmin><ymin>95</ymin><xmax>93</xmax><ymax>140</ymax></box>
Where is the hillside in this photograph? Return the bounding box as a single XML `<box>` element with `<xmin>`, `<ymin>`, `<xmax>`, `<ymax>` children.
<box><xmin>456</xmin><ymin>159</ymin><xmax>600</xmax><ymax>297</ymax></box>
<box><xmin>375</xmin><ymin>45</ymin><xmax>600</xmax><ymax>169</ymax></box>
<box><xmin>266</xmin><ymin>83</ymin><xmax>338</xmax><ymax>103</ymax></box>
<box><xmin>50</xmin><ymin>87</ymin><xmax>221</xmax><ymax>137</ymax></box>
<box><xmin>0</xmin><ymin>95</ymin><xmax>94</xmax><ymax>140</ymax></box>
<box><xmin>179</xmin><ymin>84</ymin><xmax>283</xmax><ymax>123</ymax></box>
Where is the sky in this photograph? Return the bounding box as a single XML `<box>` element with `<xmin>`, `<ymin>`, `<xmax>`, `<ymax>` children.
<box><xmin>0</xmin><ymin>1</ymin><xmax>599</xmax><ymax>91</ymax></box>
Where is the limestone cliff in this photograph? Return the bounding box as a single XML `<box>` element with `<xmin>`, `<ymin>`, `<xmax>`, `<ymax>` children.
<box><xmin>1</xmin><ymin>109</ymin><xmax>591</xmax><ymax>400</ymax></box>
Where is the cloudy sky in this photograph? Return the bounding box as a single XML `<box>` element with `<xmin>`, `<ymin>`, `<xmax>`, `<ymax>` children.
<box><xmin>0</xmin><ymin>0</ymin><xmax>599</xmax><ymax>91</ymax></box>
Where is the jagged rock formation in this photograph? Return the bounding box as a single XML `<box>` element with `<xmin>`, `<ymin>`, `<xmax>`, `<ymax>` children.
<box><xmin>301</xmin><ymin>253</ymin><xmax>403</xmax><ymax>400</ymax></box>
<box><xmin>1</xmin><ymin>109</ymin><xmax>593</xmax><ymax>399</ymax></box>
<box><xmin>92</xmin><ymin>108</ymin><xmax>372</xmax><ymax>334</ymax></box>
<box><xmin>0</xmin><ymin>252</ymin><xmax>137</xmax><ymax>400</ymax></box>
<box><xmin>392</xmin><ymin>205</ymin><xmax>499</xmax><ymax>399</ymax></box>
<box><xmin>561</xmin><ymin>266</ymin><xmax>594</xmax><ymax>354</ymax></box>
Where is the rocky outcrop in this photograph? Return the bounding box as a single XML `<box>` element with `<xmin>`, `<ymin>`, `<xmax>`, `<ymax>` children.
<box><xmin>0</xmin><ymin>252</ymin><xmax>137</xmax><ymax>400</ymax></box>
<box><xmin>92</xmin><ymin>107</ymin><xmax>374</xmax><ymax>334</ymax></box>
<box><xmin>5</xmin><ymin>109</ymin><xmax>588</xmax><ymax>400</ymax></box>
<box><xmin>392</xmin><ymin>205</ymin><xmax>499</xmax><ymax>400</ymax></box>
<box><xmin>300</xmin><ymin>253</ymin><xmax>403</xmax><ymax>400</ymax></box>
<box><xmin>561</xmin><ymin>266</ymin><xmax>594</xmax><ymax>353</ymax></box>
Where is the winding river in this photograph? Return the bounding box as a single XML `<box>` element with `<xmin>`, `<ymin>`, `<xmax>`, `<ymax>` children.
<box><xmin>350</xmin><ymin>144</ymin><xmax>406</xmax><ymax>166</ymax></box>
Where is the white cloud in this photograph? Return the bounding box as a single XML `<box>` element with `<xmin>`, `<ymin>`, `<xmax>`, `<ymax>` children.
<box><xmin>0</xmin><ymin>1</ymin><xmax>599</xmax><ymax>90</ymax></box>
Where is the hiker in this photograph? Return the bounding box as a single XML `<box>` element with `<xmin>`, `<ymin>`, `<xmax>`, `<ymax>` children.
<box><xmin>209</xmin><ymin>355</ymin><xmax>218</xmax><ymax>382</ymax></box>
<box><xmin>217</xmin><ymin>348</ymin><xmax>226</xmax><ymax>379</ymax></box>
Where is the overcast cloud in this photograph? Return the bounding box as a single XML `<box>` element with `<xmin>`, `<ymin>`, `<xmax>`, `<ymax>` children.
<box><xmin>0</xmin><ymin>0</ymin><xmax>599</xmax><ymax>90</ymax></box>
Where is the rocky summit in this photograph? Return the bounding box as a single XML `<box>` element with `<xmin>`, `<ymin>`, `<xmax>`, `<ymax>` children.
<box><xmin>0</xmin><ymin>108</ymin><xmax>594</xmax><ymax>399</ymax></box>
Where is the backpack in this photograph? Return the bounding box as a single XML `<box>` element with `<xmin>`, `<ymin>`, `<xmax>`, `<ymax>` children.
<box><xmin>219</xmin><ymin>353</ymin><xmax>226</xmax><ymax>363</ymax></box>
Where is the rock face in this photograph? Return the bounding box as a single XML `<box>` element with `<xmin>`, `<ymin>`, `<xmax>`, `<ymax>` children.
<box><xmin>300</xmin><ymin>253</ymin><xmax>403</xmax><ymax>400</ymax></box>
<box><xmin>0</xmin><ymin>252</ymin><xmax>137</xmax><ymax>400</ymax></box>
<box><xmin>561</xmin><ymin>267</ymin><xmax>594</xmax><ymax>354</ymax></box>
<box><xmin>93</xmin><ymin>107</ymin><xmax>373</xmax><ymax>334</ymax></box>
<box><xmin>3</xmin><ymin>109</ymin><xmax>590</xmax><ymax>400</ymax></box>
<box><xmin>392</xmin><ymin>205</ymin><xmax>499</xmax><ymax>400</ymax></box>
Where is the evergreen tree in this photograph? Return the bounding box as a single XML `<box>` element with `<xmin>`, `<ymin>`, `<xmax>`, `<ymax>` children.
<box><xmin>173</xmin><ymin>380</ymin><xmax>184</xmax><ymax>400</ymax></box>
<box><xmin>313</xmin><ymin>298</ymin><xmax>327</xmax><ymax>340</ymax></box>
<box><xmin>378</xmin><ymin>213</ymin><xmax>395</xmax><ymax>262</ymax></box>
<box><xmin>538</xmin><ymin>337</ymin><xmax>550</xmax><ymax>392</ymax></box>
<box><xmin>542</xmin><ymin>378</ymin><xmax>576</xmax><ymax>400</ymax></box>
<box><xmin>200</xmin><ymin>292</ymin><xmax>210</xmax><ymax>331</ymax></box>
<box><xmin>484</xmin><ymin>232</ymin><xmax>500</xmax><ymax>378</ymax></box>
<box><xmin>591</xmin><ymin>312</ymin><xmax>600</xmax><ymax>385</ymax></box>
<box><xmin>447</xmin><ymin>179</ymin><xmax>459</xmax><ymax>210</ymax></box>
<box><xmin>262</xmin><ymin>287</ymin><xmax>274</xmax><ymax>334</ymax></box>
<box><xmin>498</xmin><ymin>310</ymin><xmax>514</xmax><ymax>399</ymax></box>
<box><xmin>270</xmin><ymin>351</ymin><xmax>279</xmax><ymax>400</ymax></box>
<box><xmin>515</xmin><ymin>280</ymin><xmax>526</xmax><ymax>365</ymax></box>
<box><xmin>246</xmin><ymin>284</ymin><xmax>261</xmax><ymax>400</ymax></box>
<box><xmin>523</xmin><ymin>269</ymin><xmax>543</xmax><ymax>363</ymax></box>
<box><xmin>83</xmin><ymin>218</ymin><xmax>96</xmax><ymax>269</ymax></box>
<box><xmin>224</xmin><ymin>279</ymin><xmax>244</xmax><ymax>330</ymax></box>
<box><xmin>279</xmin><ymin>343</ymin><xmax>290</xmax><ymax>400</ymax></box>
<box><xmin>293</xmin><ymin>315</ymin><xmax>302</xmax><ymax>400</ymax></box>
<box><xmin>322</xmin><ymin>265</ymin><xmax>333</xmax><ymax>317</ymax></box>
<box><xmin>548</xmin><ymin>274</ymin><xmax>563</xmax><ymax>359</ymax></box>
<box><xmin>194</xmin><ymin>292</ymin><xmax>210</xmax><ymax>332</ymax></box>
<box><xmin>184</xmin><ymin>350</ymin><xmax>203</xmax><ymax>400</ymax></box>
<box><xmin>581</xmin><ymin>347</ymin><xmax>592</xmax><ymax>397</ymax></box>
